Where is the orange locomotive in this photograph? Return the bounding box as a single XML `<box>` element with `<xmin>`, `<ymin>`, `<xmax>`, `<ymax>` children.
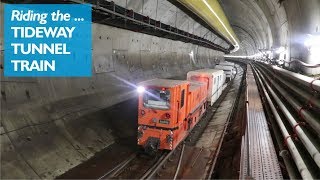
<box><xmin>137</xmin><ymin>69</ymin><xmax>225</xmax><ymax>154</ymax></box>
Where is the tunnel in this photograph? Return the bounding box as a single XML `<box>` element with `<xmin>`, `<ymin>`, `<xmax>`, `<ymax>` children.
<box><xmin>1</xmin><ymin>0</ymin><xmax>320</xmax><ymax>179</ymax></box>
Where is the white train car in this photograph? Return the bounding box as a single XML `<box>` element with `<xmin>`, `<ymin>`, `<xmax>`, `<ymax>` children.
<box><xmin>218</xmin><ymin>61</ymin><xmax>235</xmax><ymax>67</ymax></box>
<box><xmin>215</xmin><ymin>62</ymin><xmax>236</xmax><ymax>82</ymax></box>
<box><xmin>187</xmin><ymin>69</ymin><xmax>225</xmax><ymax>106</ymax></box>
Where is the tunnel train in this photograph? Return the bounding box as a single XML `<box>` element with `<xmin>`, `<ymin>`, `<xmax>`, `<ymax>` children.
<box><xmin>215</xmin><ymin>61</ymin><xmax>236</xmax><ymax>82</ymax></box>
<box><xmin>136</xmin><ymin>63</ymin><xmax>234</xmax><ymax>154</ymax></box>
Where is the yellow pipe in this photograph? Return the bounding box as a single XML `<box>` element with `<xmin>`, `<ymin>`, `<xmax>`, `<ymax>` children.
<box><xmin>177</xmin><ymin>0</ymin><xmax>239</xmax><ymax>52</ymax></box>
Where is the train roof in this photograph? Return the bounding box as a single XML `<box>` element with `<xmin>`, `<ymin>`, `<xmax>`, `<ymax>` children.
<box><xmin>189</xmin><ymin>81</ymin><xmax>206</xmax><ymax>91</ymax></box>
<box><xmin>215</xmin><ymin>65</ymin><xmax>234</xmax><ymax>70</ymax></box>
<box><xmin>218</xmin><ymin>62</ymin><xmax>235</xmax><ymax>66</ymax></box>
<box><xmin>138</xmin><ymin>79</ymin><xmax>189</xmax><ymax>88</ymax></box>
<box><xmin>188</xmin><ymin>68</ymin><xmax>224</xmax><ymax>75</ymax></box>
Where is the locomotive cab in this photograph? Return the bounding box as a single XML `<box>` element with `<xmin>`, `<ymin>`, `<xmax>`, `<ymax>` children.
<box><xmin>137</xmin><ymin>79</ymin><xmax>190</xmax><ymax>153</ymax></box>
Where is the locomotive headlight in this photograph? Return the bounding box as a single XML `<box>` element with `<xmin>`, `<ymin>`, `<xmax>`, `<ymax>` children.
<box><xmin>137</xmin><ymin>86</ymin><xmax>145</xmax><ymax>93</ymax></box>
<box><xmin>138</xmin><ymin>130</ymin><xmax>143</xmax><ymax>138</ymax></box>
<box><xmin>166</xmin><ymin>134</ymin><xmax>173</xmax><ymax>143</ymax></box>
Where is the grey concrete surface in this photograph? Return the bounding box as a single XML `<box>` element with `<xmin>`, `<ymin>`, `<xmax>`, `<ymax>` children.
<box><xmin>0</xmin><ymin>5</ymin><xmax>223</xmax><ymax>177</ymax></box>
<box><xmin>284</xmin><ymin>0</ymin><xmax>320</xmax><ymax>74</ymax></box>
<box><xmin>220</xmin><ymin>0</ymin><xmax>320</xmax><ymax>74</ymax></box>
<box><xmin>220</xmin><ymin>0</ymin><xmax>288</xmax><ymax>57</ymax></box>
<box><xmin>1</xmin><ymin>0</ymin><xmax>320</xmax><ymax>179</ymax></box>
<box><xmin>112</xmin><ymin>0</ymin><xmax>229</xmax><ymax>48</ymax></box>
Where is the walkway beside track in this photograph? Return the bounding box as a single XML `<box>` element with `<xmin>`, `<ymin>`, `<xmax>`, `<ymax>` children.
<box><xmin>240</xmin><ymin>65</ymin><xmax>282</xmax><ymax>179</ymax></box>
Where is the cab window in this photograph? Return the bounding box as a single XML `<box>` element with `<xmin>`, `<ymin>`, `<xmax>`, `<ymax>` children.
<box><xmin>143</xmin><ymin>89</ymin><xmax>171</xmax><ymax>110</ymax></box>
<box><xmin>180</xmin><ymin>89</ymin><xmax>185</xmax><ymax>108</ymax></box>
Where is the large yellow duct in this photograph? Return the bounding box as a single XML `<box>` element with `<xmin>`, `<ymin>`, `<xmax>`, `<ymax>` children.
<box><xmin>177</xmin><ymin>0</ymin><xmax>239</xmax><ymax>52</ymax></box>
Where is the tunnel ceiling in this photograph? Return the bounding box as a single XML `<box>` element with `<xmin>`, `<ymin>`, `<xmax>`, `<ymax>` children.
<box><xmin>113</xmin><ymin>0</ymin><xmax>282</xmax><ymax>56</ymax></box>
<box><xmin>113</xmin><ymin>0</ymin><xmax>232</xmax><ymax>49</ymax></box>
<box><xmin>219</xmin><ymin>0</ymin><xmax>288</xmax><ymax>56</ymax></box>
<box><xmin>108</xmin><ymin>0</ymin><xmax>320</xmax><ymax>66</ymax></box>
<box><xmin>113</xmin><ymin>0</ymin><xmax>292</xmax><ymax>57</ymax></box>
<box><xmin>2</xmin><ymin>0</ymin><xmax>320</xmax><ymax>70</ymax></box>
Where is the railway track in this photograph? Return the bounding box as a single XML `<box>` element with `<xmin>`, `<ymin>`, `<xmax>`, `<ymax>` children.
<box><xmin>97</xmin><ymin>64</ymin><xmax>245</xmax><ymax>180</ymax></box>
<box><xmin>98</xmin><ymin>134</ymin><xmax>188</xmax><ymax>179</ymax></box>
<box><xmin>98</xmin><ymin>151</ymin><xmax>167</xmax><ymax>179</ymax></box>
<box><xmin>139</xmin><ymin>143</ymin><xmax>186</xmax><ymax>180</ymax></box>
<box><xmin>98</xmin><ymin>153</ymin><xmax>137</xmax><ymax>179</ymax></box>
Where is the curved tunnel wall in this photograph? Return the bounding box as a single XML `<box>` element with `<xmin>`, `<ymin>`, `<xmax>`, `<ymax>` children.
<box><xmin>176</xmin><ymin>0</ymin><xmax>239</xmax><ymax>50</ymax></box>
<box><xmin>2</xmin><ymin>0</ymin><xmax>320</xmax><ymax>178</ymax></box>
<box><xmin>113</xmin><ymin>0</ymin><xmax>231</xmax><ymax>49</ymax></box>
<box><xmin>219</xmin><ymin>0</ymin><xmax>289</xmax><ymax>59</ymax></box>
<box><xmin>0</xmin><ymin>2</ymin><xmax>224</xmax><ymax>178</ymax></box>
<box><xmin>284</xmin><ymin>0</ymin><xmax>320</xmax><ymax>74</ymax></box>
<box><xmin>220</xmin><ymin>0</ymin><xmax>320</xmax><ymax>75</ymax></box>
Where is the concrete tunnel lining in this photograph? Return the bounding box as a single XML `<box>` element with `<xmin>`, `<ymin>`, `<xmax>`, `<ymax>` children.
<box><xmin>1</xmin><ymin>0</ymin><xmax>320</xmax><ymax>178</ymax></box>
<box><xmin>0</xmin><ymin>16</ymin><xmax>224</xmax><ymax>178</ymax></box>
<box><xmin>0</xmin><ymin>0</ymin><xmax>292</xmax><ymax>178</ymax></box>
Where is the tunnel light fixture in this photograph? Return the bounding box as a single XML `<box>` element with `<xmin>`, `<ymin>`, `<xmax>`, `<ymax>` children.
<box><xmin>304</xmin><ymin>34</ymin><xmax>320</xmax><ymax>63</ymax></box>
<box><xmin>189</xmin><ymin>51</ymin><xmax>194</xmax><ymax>58</ymax></box>
<box><xmin>304</xmin><ymin>34</ymin><xmax>320</xmax><ymax>47</ymax></box>
<box><xmin>224</xmin><ymin>52</ymin><xmax>263</xmax><ymax>59</ymax></box>
<box><xmin>137</xmin><ymin>86</ymin><xmax>145</xmax><ymax>93</ymax></box>
<box><xmin>201</xmin><ymin>0</ymin><xmax>240</xmax><ymax>52</ymax></box>
<box><xmin>310</xmin><ymin>46</ymin><xmax>320</xmax><ymax>63</ymax></box>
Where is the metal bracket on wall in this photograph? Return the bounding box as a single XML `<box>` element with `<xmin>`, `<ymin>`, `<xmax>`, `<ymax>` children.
<box><xmin>65</xmin><ymin>0</ymin><xmax>231</xmax><ymax>53</ymax></box>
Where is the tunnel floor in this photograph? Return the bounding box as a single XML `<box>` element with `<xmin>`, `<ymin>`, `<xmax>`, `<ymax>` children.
<box><xmin>57</xmin><ymin>99</ymin><xmax>139</xmax><ymax>179</ymax></box>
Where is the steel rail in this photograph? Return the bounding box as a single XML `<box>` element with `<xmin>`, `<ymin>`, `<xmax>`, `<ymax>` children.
<box><xmin>142</xmin><ymin>149</ymin><xmax>176</xmax><ymax>179</ymax></box>
<box><xmin>139</xmin><ymin>152</ymin><xmax>169</xmax><ymax>180</ymax></box>
<box><xmin>207</xmin><ymin>65</ymin><xmax>246</xmax><ymax>179</ymax></box>
<box><xmin>173</xmin><ymin>143</ymin><xmax>185</xmax><ymax>180</ymax></box>
<box><xmin>98</xmin><ymin>153</ymin><xmax>137</xmax><ymax>179</ymax></box>
<box><xmin>191</xmin><ymin>147</ymin><xmax>203</xmax><ymax>168</ymax></box>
